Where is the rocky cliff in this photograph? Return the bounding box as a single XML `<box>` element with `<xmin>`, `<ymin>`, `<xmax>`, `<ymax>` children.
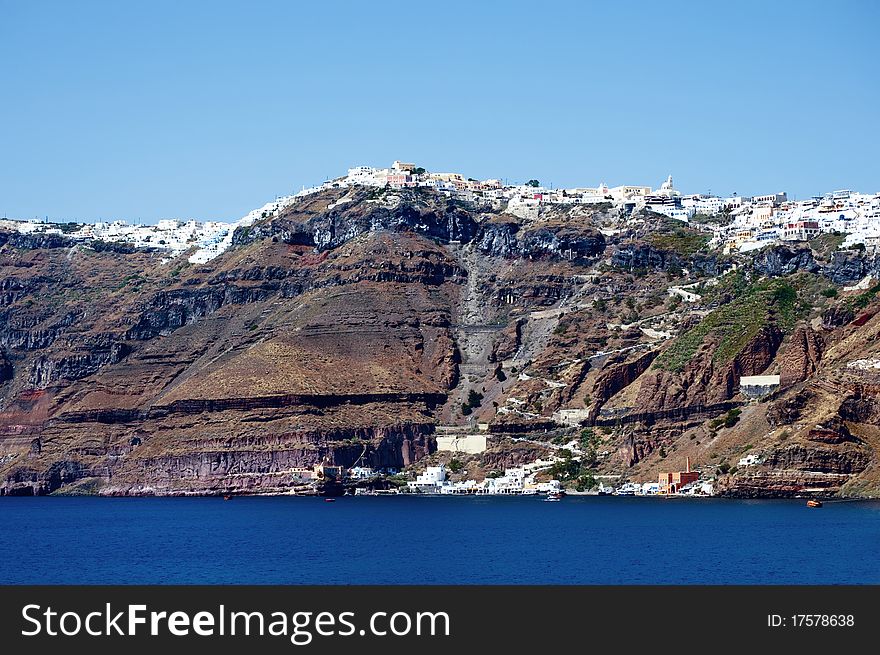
<box><xmin>2</xmin><ymin>186</ymin><xmax>880</xmax><ymax>497</ymax></box>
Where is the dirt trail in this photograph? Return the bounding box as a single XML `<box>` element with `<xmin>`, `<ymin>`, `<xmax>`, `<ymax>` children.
<box><xmin>441</xmin><ymin>244</ymin><xmax>507</xmax><ymax>424</ymax></box>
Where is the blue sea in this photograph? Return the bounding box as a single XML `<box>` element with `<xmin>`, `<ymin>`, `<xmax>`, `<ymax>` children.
<box><xmin>2</xmin><ymin>496</ymin><xmax>879</xmax><ymax>584</ymax></box>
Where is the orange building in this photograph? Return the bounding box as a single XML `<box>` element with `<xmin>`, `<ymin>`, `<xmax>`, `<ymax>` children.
<box><xmin>659</xmin><ymin>457</ymin><xmax>699</xmax><ymax>494</ymax></box>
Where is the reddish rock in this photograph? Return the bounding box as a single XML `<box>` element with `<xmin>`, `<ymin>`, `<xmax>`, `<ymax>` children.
<box><xmin>779</xmin><ymin>325</ymin><xmax>824</xmax><ymax>387</ymax></box>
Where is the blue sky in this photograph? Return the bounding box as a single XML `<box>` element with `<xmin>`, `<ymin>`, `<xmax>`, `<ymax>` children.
<box><xmin>1</xmin><ymin>0</ymin><xmax>877</xmax><ymax>222</ymax></box>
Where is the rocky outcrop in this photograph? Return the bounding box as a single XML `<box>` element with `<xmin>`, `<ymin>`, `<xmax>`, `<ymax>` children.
<box><xmin>28</xmin><ymin>343</ymin><xmax>131</xmax><ymax>388</ymax></box>
<box><xmin>838</xmin><ymin>394</ymin><xmax>880</xmax><ymax>424</ymax></box>
<box><xmin>806</xmin><ymin>416</ymin><xmax>858</xmax><ymax>444</ymax></box>
<box><xmin>488</xmin><ymin>419</ymin><xmax>557</xmax><ymax>433</ymax></box>
<box><xmin>516</xmin><ymin>226</ymin><xmax>605</xmax><ymax>260</ymax></box>
<box><xmin>0</xmin><ymin>231</ymin><xmax>152</xmax><ymax>254</ymax></box>
<box><xmin>823</xmin><ymin>304</ymin><xmax>855</xmax><ymax>328</ymax></box>
<box><xmin>589</xmin><ymin>349</ymin><xmax>658</xmax><ymax>418</ymax></box>
<box><xmin>689</xmin><ymin>253</ymin><xmax>724</xmax><ymax>277</ymax></box>
<box><xmin>0</xmin><ymin>231</ymin><xmax>72</xmax><ymax>250</ymax></box>
<box><xmin>762</xmin><ymin>442</ymin><xmax>869</xmax><ymax>474</ymax></box>
<box><xmin>0</xmin><ymin>311</ymin><xmax>82</xmax><ymax>351</ymax></box>
<box><xmin>233</xmin><ymin>188</ymin><xmax>479</xmax><ymax>251</ymax></box>
<box><xmin>720</xmin><ymin>439</ymin><xmax>872</xmax><ymax>498</ymax></box>
<box><xmin>752</xmin><ymin>245</ymin><xmax>880</xmax><ymax>285</ymax></box>
<box><xmin>767</xmin><ymin>389</ymin><xmax>814</xmax><ymax>426</ymax></box>
<box><xmin>824</xmin><ymin>250</ymin><xmax>878</xmax><ymax>285</ymax></box>
<box><xmin>610</xmin><ymin>243</ymin><xmax>722</xmax><ymax>276</ymax></box>
<box><xmin>1</xmin><ymin>460</ymin><xmax>86</xmax><ymax>495</ymax></box>
<box><xmin>126</xmin><ymin>286</ymin><xmax>274</xmax><ymax>340</ymax></box>
<box><xmin>490</xmin><ymin>318</ymin><xmax>523</xmax><ymax>362</ymax></box>
<box><xmin>778</xmin><ymin>325</ymin><xmax>824</xmax><ymax>387</ymax></box>
<box><xmin>479</xmin><ymin>441</ymin><xmax>550</xmax><ymax>472</ymax></box>
<box><xmin>610</xmin><ymin>244</ymin><xmax>674</xmax><ymax>271</ymax></box>
<box><xmin>0</xmin><ymin>277</ymin><xmax>46</xmax><ymax>306</ymax></box>
<box><xmin>720</xmin><ymin>471</ymin><xmax>855</xmax><ymax>498</ymax></box>
<box><xmin>474</xmin><ymin>222</ymin><xmax>518</xmax><ymax>257</ymax></box>
<box><xmin>752</xmin><ymin>245</ymin><xmax>819</xmax><ymax>277</ymax></box>
<box><xmin>475</xmin><ymin>222</ymin><xmax>605</xmax><ymax>261</ymax></box>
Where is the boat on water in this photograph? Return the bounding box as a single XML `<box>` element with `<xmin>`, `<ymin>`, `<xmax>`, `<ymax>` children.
<box><xmin>544</xmin><ymin>491</ymin><xmax>563</xmax><ymax>502</ymax></box>
<box><xmin>324</xmin><ymin>498</ymin><xmax>336</xmax><ymax>503</ymax></box>
<box><xmin>354</xmin><ymin>488</ymin><xmax>401</xmax><ymax>496</ymax></box>
<box><xmin>807</xmin><ymin>499</ymin><xmax>823</xmax><ymax>508</ymax></box>
<box><xmin>222</xmin><ymin>495</ymin><xmax>232</xmax><ymax>501</ymax></box>
<box><xmin>613</xmin><ymin>482</ymin><xmax>640</xmax><ymax>496</ymax></box>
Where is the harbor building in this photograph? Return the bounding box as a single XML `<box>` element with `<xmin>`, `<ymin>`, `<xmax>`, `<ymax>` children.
<box><xmin>658</xmin><ymin>457</ymin><xmax>700</xmax><ymax>495</ymax></box>
<box><xmin>408</xmin><ymin>465</ymin><xmax>447</xmax><ymax>493</ymax></box>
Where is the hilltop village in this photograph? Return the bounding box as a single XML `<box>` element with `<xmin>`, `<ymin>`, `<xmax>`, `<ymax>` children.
<box><xmin>4</xmin><ymin>161</ymin><xmax>879</xmax><ymax>265</ymax></box>
<box><xmin>2</xmin><ymin>161</ymin><xmax>880</xmax><ymax>499</ymax></box>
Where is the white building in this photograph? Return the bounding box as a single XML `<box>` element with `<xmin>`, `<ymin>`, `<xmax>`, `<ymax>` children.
<box><xmin>753</xmin><ymin>192</ymin><xmax>788</xmax><ymax>204</ymax></box>
<box><xmin>737</xmin><ymin>453</ymin><xmax>764</xmax><ymax>467</ymax></box>
<box><xmin>483</xmin><ymin>467</ymin><xmax>526</xmax><ymax>494</ymax></box>
<box><xmin>407</xmin><ymin>465</ymin><xmax>447</xmax><ymax>493</ymax></box>
<box><xmin>435</xmin><ymin>434</ymin><xmax>487</xmax><ymax>454</ymax></box>
<box><xmin>348</xmin><ymin>466</ymin><xmax>376</xmax><ymax>480</ymax></box>
<box><xmin>739</xmin><ymin>375</ymin><xmax>780</xmax><ymax>398</ymax></box>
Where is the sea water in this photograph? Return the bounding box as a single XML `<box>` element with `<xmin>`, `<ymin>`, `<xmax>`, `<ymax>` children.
<box><xmin>2</xmin><ymin>495</ymin><xmax>878</xmax><ymax>584</ymax></box>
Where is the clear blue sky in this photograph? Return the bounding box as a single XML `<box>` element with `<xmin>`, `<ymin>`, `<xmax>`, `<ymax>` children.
<box><xmin>1</xmin><ymin>0</ymin><xmax>877</xmax><ymax>222</ymax></box>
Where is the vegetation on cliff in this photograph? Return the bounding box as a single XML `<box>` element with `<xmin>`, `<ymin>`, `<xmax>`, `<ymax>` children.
<box><xmin>654</xmin><ymin>278</ymin><xmax>801</xmax><ymax>373</ymax></box>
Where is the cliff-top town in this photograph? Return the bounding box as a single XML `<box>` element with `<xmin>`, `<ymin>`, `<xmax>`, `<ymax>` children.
<box><xmin>3</xmin><ymin>160</ymin><xmax>879</xmax><ymax>265</ymax></box>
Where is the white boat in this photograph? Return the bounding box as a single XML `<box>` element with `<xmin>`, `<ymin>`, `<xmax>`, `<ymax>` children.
<box><xmin>613</xmin><ymin>482</ymin><xmax>640</xmax><ymax>496</ymax></box>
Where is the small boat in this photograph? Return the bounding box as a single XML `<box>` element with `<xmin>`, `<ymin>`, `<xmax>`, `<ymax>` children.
<box><xmin>544</xmin><ymin>491</ymin><xmax>563</xmax><ymax>502</ymax></box>
<box><xmin>806</xmin><ymin>499</ymin><xmax>822</xmax><ymax>508</ymax></box>
<box><xmin>324</xmin><ymin>498</ymin><xmax>336</xmax><ymax>503</ymax></box>
<box><xmin>223</xmin><ymin>495</ymin><xmax>232</xmax><ymax>501</ymax></box>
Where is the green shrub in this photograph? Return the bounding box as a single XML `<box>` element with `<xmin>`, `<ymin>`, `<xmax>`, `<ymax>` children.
<box><xmin>575</xmin><ymin>473</ymin><xmax>597</xmax><ymax>492</ymax></box>
<box><xmin>650</xmin><ymin>222</ymin><xmax>710</xmax><ymax>256</ymax></box>
<box><xmin>851</xmin><ymin>283</ymin><xmax>880</xmax><ymax>309</ymax></box>
<box><xmin>723</xmin><ymin>408</ymin><xmax>742</xmax><ymax>429</ymax></box>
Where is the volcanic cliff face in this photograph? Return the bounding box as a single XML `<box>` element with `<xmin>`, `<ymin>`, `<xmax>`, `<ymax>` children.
<box><xmin>2</xmin><ymin>187</ymin><xmax>880</xmax><ymax>497</ymax></box>
<box><xmin>0</xmin><ymin>187</ymin><xmax>608</xmax><ymax>495</ymax></box>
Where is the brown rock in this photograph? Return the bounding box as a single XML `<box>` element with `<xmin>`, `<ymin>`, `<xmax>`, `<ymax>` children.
<box><xmin>778</xmin><ymin>325</ymin><xmax>824</xmax><ymax>387</ymax></box>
